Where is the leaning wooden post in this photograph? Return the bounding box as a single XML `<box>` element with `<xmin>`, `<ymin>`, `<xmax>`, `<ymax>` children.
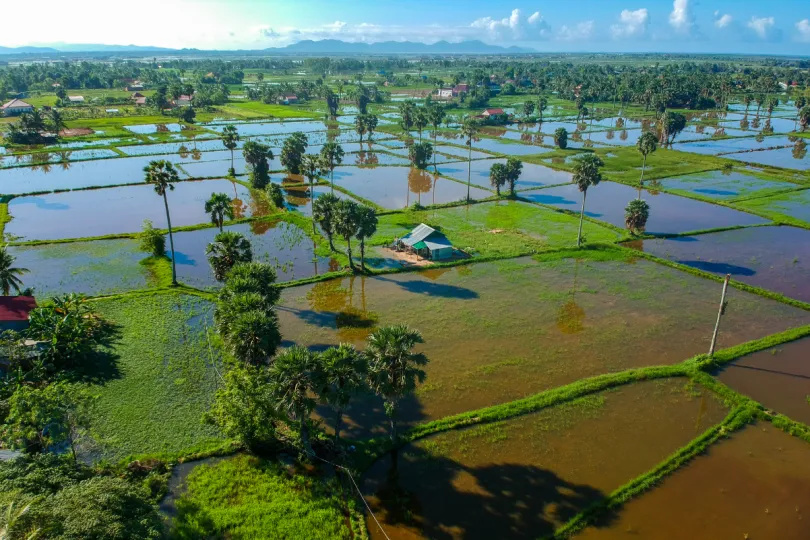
<box><xmin>709</xmin><ymin>274</ymin><xmax>731</xmax><ymax>356</ymax></box>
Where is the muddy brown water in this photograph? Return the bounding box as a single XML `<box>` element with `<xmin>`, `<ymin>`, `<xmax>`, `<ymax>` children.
<box><xmin>278</xmin><ymin>257</ymin><xmax>809</xmax><ymax>439</ymax></box>
<box><xmin>716</xmin><ymin>338</ymin><xmax>810</xmax><ymax>425</ymax></box>
<box><xmin>362</xmin><ymin>380</ymin><xmax>728</xmax><ymax>540</ymax></box>
<box><xmin>576</xmin><ymin>423</ymin><xmax>810</xmax><ymax>540</ymax></box>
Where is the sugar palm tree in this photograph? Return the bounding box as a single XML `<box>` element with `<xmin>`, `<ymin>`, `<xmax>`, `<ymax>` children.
<box><xmin>268</xmin><ymin>345</ymin><xmax>322</xmax><ymax>455</ymax></box>
<box><xmin>365</xmin><ymin>325</ymin><xmax>428</xmax><ymax>445</ymax></box>
<box><xmin>144</xmin><ymin>160</ymin><xmax>180</xmax><ymax>285</ymax></box>
<box><xmin>319</xmin><ymin>142</ymin><xmax>344</xmax><ymax>192</ymax></box>
<box><xmin>0</xmin><ymin>246</ymin><xmax>28</xmax><ymax>296</ymax></box>
<box><xmin>427</xmin><ymin>105</ymin><xmax>446</xmax><ymax>172</ymax></box>
<box><xmin>460</xmin><ymin>118</ymin><xmax>479</xmax><ymax>201</ymax></box>
<box><xmin>505</xmin><ymin>157</ymin><xmax>523</xmax><ymax>196</ymax></box>
<box><xmin>572</xmin><ymin>154</ymin><xmax>604</xmax><ymax>247</ymax></box>
<box><xmin>317</xmin><ymin>344</ymin><xmax>366</xmax><ymax>442</ymax></box>
<box><xmin>221</xmin><ymin>125</ymin><xmax>240</xmax><ymax>176</ymax></box>
<box><xmin>312</xmin><ymin>192</ymin><xmax>340</xmax><ymax>251</ymax></box>
<box><xmin>206</xmin><ymin>231</ymin><xmax>253</xmax><ymax>282</ymax></box>
<box><xmin>489</xmin><ymin>162</ymin><xmax>507</xmax><ymax>196</ymax></box>
<box><xmin>625</xmin><ymin>199</ymin><xmax>650</xmax><ymax>235</ymax></box>
<box><xmin>205</xmin><ymin>192</ymin><xmax>234</xmax><ymax>232</ymax></box>
<box><xmin>355</xmin><ymin>204</ymin><xmax>378</xmax><ymax>272</ymax></box>
<box><xmin>333</xmin><ymin>199</ymin><xmax>360</xmax><ymax>270</ymax></box>
<box><xmin>301</xmin><ymin>154</ymin><xmax>327</xmax><ymax>232</ymax></box>
<box><xmin>636</xmin><ymin>132</ymin><xmax>658</xmax><ymax>198</ymax></box>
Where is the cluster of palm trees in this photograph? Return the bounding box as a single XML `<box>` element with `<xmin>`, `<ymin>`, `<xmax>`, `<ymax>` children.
<box><xmin>312</xmin><ymin>194</ymin><xmax>378</xmax><ymax>271</ymax></box>
<box><xmin>354</xmin><ymin>114</ymin><xmax>379</xmax><ymax>143</ymax></box>
<box><xmin>488</xmin><ymin>158</ymin><xmax>523</xmax><ymax>197</ymax></box>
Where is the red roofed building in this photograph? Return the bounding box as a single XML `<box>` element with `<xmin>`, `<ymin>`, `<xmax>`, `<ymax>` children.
<box><xmin>481</xmin><ymin>108</ymin><xmax>505</xmax><ymax>117</ymax></box>
<box><xmin>278</xmin><ymin>94</ymin><xmax>298</xmax><ymax>105</ymax></box>
<box><xmin>0</xmin><ymin>296</ymin><xmax>37</xmax><ymax>331</ymax></box>
<box><xmin>453</xmin><ymin>84</ymin><xmax>469</xmax><ymax>95</ymax></box>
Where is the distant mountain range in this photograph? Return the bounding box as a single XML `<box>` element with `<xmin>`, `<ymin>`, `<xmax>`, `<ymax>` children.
<box><xmin>0</xmin><ymin>39</ymin><xmax>534</xmax><ymax>56</ymax></box>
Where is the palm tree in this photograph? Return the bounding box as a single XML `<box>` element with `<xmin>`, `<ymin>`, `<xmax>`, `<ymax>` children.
<box><xmin>355</xmin><ymin>205</ymin><xmax>378</xmax><ymax>272</ymax></box>
<box><xmin>536</xmin><ymin>96</ymin><xmax>548</xmax><ymax>122</ymax></box>
<box><xmin>554</xmin><ymin>127</ymin><xmax>568</xmax><ymax>149</ymax></box>
<box><xmin>460</xmin><ymin>118</ymin><xmax>479</xmax><ymax>201</ymax></box>
<box><xmin>206</xmin><ymin>231</ymin><xmax>253</xmax><ymax>282</ymax></box>
<box><xmin>427</xmin><ymin>105</ymin><xmax>446</xmax><ymax>172</ymax></box>
<box><xmin>625</xmin><ymin>199</ymin><xmax>650</xmax><ymax>235</ymax></box>
<box><xmin>413</xmin><ymin>108</ymin><xmax>428</xmax><ymax>142</ymax></box>
<box><xmin>333</xmin><ymin>199</ymin><xmax>360</xmax><ymax>270</ymax></box>
<box><xmin>636</xmin><ymin>132</ymin><xmax>658</xmax><ymax>197</ymax></box>
<box><xmin>144</xmin><ymin>160</ymin><xmax>180</xmax><ymax>286</ymax></box>
<box><xmin>319</xmin><ymin>142</ymin><xmax>344</xmax><ymax>192</ymax></box>
<box><xmin>205</xmin><ymin>192</ymin><xmax>234</xmax><ymax>232</ymax></box>
<box><xmin>221</xmin><ymin>125</ymin><xmax>240</xmax><ymax>176</ymax></box>
<box><xmin>268</xmin><ymin>345</ymin><xmax>322</xmax><ymax>455</ymax></box>
<box><xmin>743</xmin><ymin>95</ymin><xmax>752</xmax><ymax>113</ymax></box>
<box><xmin>317</xmin><ymin>344</ymin><xmax>366</xmax><ymax>442</ymax></box>
<box><xmin>505</xmin><ymin>157</ymin><xmax>523</xmax><ymax>196</ymax></box>
<box><xmin>799</xmin><ymin>105</ymin><xmax>810</xmax><ymax>132</ymax></box>
<box><xmin>301</xmin><ymin>154</ymin><xmax>327</xmax><ymax>231</ymax></box>
<box><xmin>489</xmin><ymin>162</ymin><xmax>507</xmax><ymax>196</ymax></box>
<box><xmin>572</xmin><ymin>154</ymin><xmax>604</xmax><ymax>247</ymax></box>
<box><xmin>354</xmin><ymin>114</ymin><xmax>367</xmax><ymax>144</ymax></box>
<box><xmin>0</xmin><ymin>246</ymin><xmax>28</xmax><ymax>296</ymax></box>
<box><xmin>365</xmin><ymin>325</ymin><xmax>428</xmax><ymax>445</ymax></box>
<box><xmin>49</xmin><ymin>109</ymin><xmax>66</xmax><ymax>137</ymax></box>
<box><xmin>312</xmin><ymin>192</ymin><xmax>340</xmax><ymax>251</ymax></box>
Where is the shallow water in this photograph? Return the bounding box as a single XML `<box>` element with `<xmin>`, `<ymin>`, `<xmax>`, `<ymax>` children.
<box><xmin>577</xmin><ymin>424</ymin><xmax>810</xmax><ymax>540</ymax></box>
<box><xmin>331</xmin><ymin>166</ymin><xmax>492</xmax><ymax>208</ymax></box>
<box><xmin>472</xmin><ymin>138</ymin><xmax>554</xmax><ymax>156</ymax></box>
<box><xmin>733</xmin><ymin>189</ymin><xmax>810</xmax><ymax>223</ymax></box>
<box><xmin>362</xmin><ymin>379</ymin><xmax>728</xmax><ymax>540</ymax></box>
<box><xmin>520</xmin><ymin>181</ymin><xmax>769</xmax><ymax>234</ymax></box>
<box><xmin>0</xmin><ymin>148</ymin><xmax>119</xmax><ymax>168</ymax></box>
<box><xmin>628</xmin><ymin>226</ymin><xmax>810</xmax><ymax>301</ymax></box>
<box><xmin>207</xmin><ymin>120</ymin><xmax>329</xmax><ymax>137</ymax></box>
<box><xmin>724</xmin><ymin>146</ymin><xmax>810</xmax><ymax>170</ymax></box>
<box><xmin>0</xmin><ymin>153</ymin><xmax>183</xmax><ymax>195</ymax></box>
<box><xmin>7</xmin><ymin>179</ymin><xmax>262</xmax><ymax>241</ymax></box>
<box><xmin>280</xmin><ymin>257</ymin><xmax>808</xmax><ymax>437</ymax></box>
<box><xmin>433</xmin><ymin>145</ymin><xmax>498</xmax><ymax>160</ymax></box>
<box><xmin>124</xmin><ymin>123</ymin><xmax>184</xmax><ymax>134</ymax></box>
<box><xmin>660</xmin><ymin>170</ymin><xmax>795</xmax><ymax>200</ymax></box>
<box><xmin>721</xmin><ymin>116</ymin><xmax>799</xmax><ymax>134</ymax></box>
<box><xmin>281</xmin><ymin>184</ymin><xmax>359</xmax><ymax>216</ymax></box>
<box><xmin>172</xmin><ymin>221</ymin><xmax>338</xmax><ymax>287</ymax></box>
<box><xmin>673</xmin><ymin>135</ymin><xmax>797</xmax><ymax>155</ymax></box>
<box><xmin>436</xmin><ymin>159</ymin><xmax>572</xmax><ymax>190</ymax></box>
<box><xmin>117</xmin><ymin>138</ymin><xmax>228</xmax><ymax>156</ymax></box>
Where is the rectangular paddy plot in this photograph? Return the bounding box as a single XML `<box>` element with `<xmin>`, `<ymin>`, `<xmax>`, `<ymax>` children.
<box><xmin>659</xmin><ymin>170</ymin><xmax>796</xmax><ymax>200</ymax></box>
<box><xmin>280</xmin><ymin>184</ymin><xmax>360</xmax><ymax>217</ymax></box>
<box><xmin>717</xmin><ymin>338</ymin><xmax>810</xmax><ymax>425</ymax></box>
<box><xmin>117</xmin><ymin>138</ymin><xmax>229</xmax><ymax>156</ymax></box>
<box><xmin>9</xmin><ymin>239</ymin><xmax>153</xmax><ymax>297</ymax></box>
<box><xmin>0</xmin><ymin>149</ymin><xmax>119</xmax><ymax>168</ymax></box>
<box><xmin>577</xmin><ymin>424</ymin><xmax>810</xmax><ymax>540</ymax></box>
<box><xmin>433</xmin><ymin>145</ymin><xmax>497</xmax><ymax>160</ymax></box>
<box><xmin>362</xmin><ymin>380</ymin><xmax>728</xmax><ymax>540</ymax></box>
<box><xmin>436</xmin><ymin>159</ymin><xmax>572</xmax><ymax>190</ymax></box>
<box><xmin>521</xmin><ymin>181</ymin><xmax>768</xmax><ymax>235</ymax></box>
<box><xmin>7</xmin><ymin>179</ymin><xmax>267</xmax><ymax>241</ymax></box>
<box><xmin>724</xmin><ymin>146</ymin><xmax>810</xmax><ymax>170</ymax></box>
<box><xmin>579</xmin><ymin>128</ymin><xmax>647</xmax><ymax>146</ymax></box>
<box><xmin>472</xmin><ymin>137</ymin><xmax>554</xmax><ymax>156</ymax></box>
<box><xmin>733</xmin><ymin>188</ymin><xmax>810</xmax><ymax>224</ymax></box>
<box><xmin>124</xmin><ymin>123</ymin><xmax>184</xmax><ymax>134</ymax></box>
<box><xmin>0</xmin><ymin>153</ymin><xmax>183</xmax><ymax>195</ymax></box>
<box><xmin>343</xmin><ymin>152</ymin><xmax>411</xmax><ymax>167</ymax></box>
<box><xmin>721</xmin><ymin>116</ymin><xmax>799</xmax><ymax>134</ymax></box>
<box><xmin>280</xmin><ymin>256</ymin><xmax>808</xmax><ymax>436</ymax></box>
<box><xmin>83</xmin><ymin>294</ymin><xmax>224</xmax><ymax>462</ymax></box>
<box><xmin>207</xmin><ymin>120</ymin><xmax>329</xmax><ymax>137</ymax></box>
<box><xmin>629</xmin><ymin>226</ymin><xmax>810</xmax><ymax>302</ymax></box>
<box><xmin>172</xmin><ymin>221</ymin><xmax>338</xmax><ymax>288</ymax></box>
<box><xmin>672</xmin><ymin>135</ymin><xmax>796</xmax><ymax>156</ymax></box>
<box><xmin>331</xmin><ymin>166</ymin><xmax>492</xmax><ymax>209</ymax></box>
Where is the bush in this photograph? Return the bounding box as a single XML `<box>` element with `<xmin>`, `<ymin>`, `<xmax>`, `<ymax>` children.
<box><xmin>138</xmin><ymin>220</ymin><xmax>165</xmax><ymax>258</ymax></box>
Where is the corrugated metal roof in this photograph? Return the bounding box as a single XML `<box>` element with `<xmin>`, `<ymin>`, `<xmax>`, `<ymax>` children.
<box><xmin>0</xmin><ymin>296</ymin><xmax>37</xmax><ymax>321</ymax></box>
<box><xmin>401</xmin><ymin>223</ymin><xmax>436</xmax><ymax>247</ymax></box>
<box><xmin>1</xmin><ymin>99</ymin><xmax>33</xmax><ymax>109</ymax></box>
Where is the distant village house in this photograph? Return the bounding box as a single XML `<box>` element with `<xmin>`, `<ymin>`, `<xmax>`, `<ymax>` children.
<box><xmin>278</xmin><ymin>94</ymin><xmax>298</xmax><ymax>105</ymax></box>
<box><xmin>1</xmin><ymin>99</ymin><xmax>34</xmax><ymax>117</ymax></box>
<box><xmin>67</xmin><ymin>96</ymin><xmax>85</xmax><ymax>104</ymax></box>
<box><xmin>395</xmin><ymin>224</ymin><xmax>454</xmax><ymax>261</ymax></box>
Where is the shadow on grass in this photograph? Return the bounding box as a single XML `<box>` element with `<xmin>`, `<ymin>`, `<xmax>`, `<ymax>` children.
<box><xmin>64</xmin><ymin>320</ymin><xmax>123</xmax><ymax>384</ymax></box>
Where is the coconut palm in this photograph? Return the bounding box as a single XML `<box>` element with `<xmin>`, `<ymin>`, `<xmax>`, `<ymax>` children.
<box><xmin>489</xmin><ymin>162</ymin><xmax>507</xmax><ymax>196</ymax></box>
<box><xmin>144</xmin><ymin>160</ymin><xmax>180</xmax><ymax>285</ymax></box>
<box><xmin>317</xmin><ymin>344</ymin><xmax>367</xmax><ymax>442</ymax></box>
<box><xmin>319</xmin><ymin>142</ymin><xmax>344</xmax><ymax>192</ymax></box>
<box><xmin>572</xmin><ymin>154</ymin><xmax>604</xmax><ymax>247</ymax></box>
<box><xmin>460</xmin><ymin>118</ymin><xmax>480</xmax><ymax>201</ymax></box>
<box><xmin>205</xmin><ymin>192</ymin><xmax>234</xmax><ymax>232</ymax></box>
<box><xmin>221</xmin><ymin>125</ymin><xmax>240</xmax><ymax>175</ymax></box>
<box><xmin>355</xmin><ymin>205</ymin><xmax>378</xmax><ymax>272</ymax></box>
<box><xmin>268</xmin><ymin>345</ymin><xmax>322</xmax><ymax>455</ymax></box>
<box><xmin>333</xmin><ymin>199</ymin><xmax>360</xmax><ymax>270</ymax></box>
<box><xmin>365</xmin><ymin>325</ymin><xmax>428</xmax><ymax>444</ymax></box>
<box><xmin>625</xmin><ymin>199</ymin><xmax>651</xmax><ymax>235</ymax></box>
<box><xmin>206</xmin><ymin>231</ymin><xmax>253</xmax><ymax>282</ymax></box>
<box><xmin>312</xmin><ymin>192</ymin><xmax>340</xmax><ymax>251</ymax></box>
<box><xmin>0</xmin><ymin>246</ymin><xmax>28</xmax><ymax>296</ymax></box>
<box><xmin>49</xmin><ymin>109</ymin><xmax>66</xmax><ymax>136</ymax></box>
<box><xmin>636</xmin><ymin>132</ymin><xmax>658</xmax><ymax>197</ymax></box>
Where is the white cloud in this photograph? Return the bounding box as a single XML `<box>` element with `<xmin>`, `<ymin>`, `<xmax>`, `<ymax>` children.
<box><xmin>714</xmin><ymin>13</ymin><xmax>733</xmax><ymax>29</ymax></box>
<box><xmin>796</xmin><ymin>19</ymin><xmax>810</xmax><ymax>42</ymax></box>
<box><xmin>669</xmin><ymin>0</ymin><xmax>694</xmax><ymax>33</ymax></box>
<box><xmin>611</xmin><ymin>8</ymin><xmax>649</xmax><ymax>39</ymax></box>
<box><xmin>558</xmin><ymin>21</ymin><xmax>595</xmax><ymax>41</ymax></box>
<box><xmin>323</xmin><ymin>21</ymin><xmax>347</xmax><ymax>32</ymax></box>
<box><xmin>470</xmin><ymin>8</ymin><xmax>550</xmax><ymax>40</ymax></box>
<box><xmin>747</xmin><ymin>16</ymin><xmax>776</xmax><ymax>39</ymax></box>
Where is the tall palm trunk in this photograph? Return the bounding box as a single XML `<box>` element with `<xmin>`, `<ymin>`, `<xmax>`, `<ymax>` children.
<box><xmin>577</xmin><ymin>190</ymin><xmax>587</xmax><ymax>248</ymax></box>
<box><xmin>346</xmin><ymin>237</ymin><xmax>354</xmax><ymax>270</ymax></box>
<box><xmin>360</xmin><ymin>239</ymin><xmax>366</xmax><ymax>272</ymax></box>
<box><xmin>330</xmin><ymin>167</ymin><xmax>335</xmax><ymax>193</ymax></box>
<box><xmin>299</xmin><ymin>415</ymin><xmax>314</xmax><ymax>456</ymax></box>
<box><xmin>334</xmin><ymin>408</ymin><xmax>344</xmax><ymax>442</ymax></box>
<box><xmin>639</xmin><ymin>154</ymin><xmax>647</xmax><ymax>200</ymax></box>
<box><xmin>433</xmin><ymin>130</ymin><xmax>437</xmax><ymax>173</ymax></box>
<box><xmin>466</xmin><ymin>144</ymin><xmax>472</xmax><ymax>201</ymax></box>
<box><xmin>230</xmin><ymin>149</ymin><xmax>235</xmax><ymax>174</ymax></box>
<box><xmin>163</xmin><ymin>193</ymin><xmax>178</xmax><ymax>285</ymax></box>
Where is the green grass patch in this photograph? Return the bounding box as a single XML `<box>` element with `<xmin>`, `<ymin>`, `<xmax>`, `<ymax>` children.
<box><xmin>216</xmin><ymin>101</ymin><xmax>321</xmax><ymax>119</ymax></box>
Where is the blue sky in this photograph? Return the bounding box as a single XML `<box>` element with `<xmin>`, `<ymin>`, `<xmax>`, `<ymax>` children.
<box><xmin>7</xmin><ymin>0</ymin><xmax>810</xmax><ymax>54</ymax></box>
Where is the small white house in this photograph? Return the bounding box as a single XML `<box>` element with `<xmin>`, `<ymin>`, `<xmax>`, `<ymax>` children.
<box><xmin>436</xmin><ymin>88</ymin><xmax>454</xmax><ymax>99</ymax></box>
<box><xmin>67</xmin><ymin>96</ymin><xmax>85</xmax><ymax>104</ymax></box>
<box><xmin>1</xmin><ymin>99</ymin><xmax>34</xmax><ymax>116</ymax></box>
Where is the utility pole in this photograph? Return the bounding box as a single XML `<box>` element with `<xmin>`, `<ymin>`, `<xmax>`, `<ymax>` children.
<box><xmin>709</xmin><ymin>274</ymin><xmax>731</xmax><ymax>356</ymax></box>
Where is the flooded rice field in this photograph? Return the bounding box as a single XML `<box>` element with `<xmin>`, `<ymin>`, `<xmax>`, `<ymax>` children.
<box><xmin>733</xmin><ymin>188</ymin><xmax>810</xmax><ymax>223</ymax></box>
<box><xmin>331</xmin><ymin>166</ymin><xmax>492</xmax><ymax>208</ymax></box>
<box><xmin>0</xmin><ymin>148</ymin><xmax>119</xmax><ymax>168</ymax></box>
<box><xmin>472</xmin><ymin>138</ymin><xmax>554</xmax><ymax>156</ymax></box>
<box><xmin>520</xmin><ymin>181</ymin><xmax>769</xmax><ymax>234</ymax></box>
<box><xmin>672</xmin><ymin>135</ymin><xmax>797</xmax><ymax>155</ymax></box>
<box><xmin>723</xmin><ymin>145</ymin><xmax>810</xmax><ymax>170</ymax></box>
<box><xmin>7</xmin><ymin>179</ymin><xmax>264</xmax><ymax>241</ymax></box>
<box><xmin>577</xmin><ymin>424</ymin><xmax>810</xmax><ymax>540</ymax></box>
<box><xmin>172</xmin><ymin>221</ymin><xmax>338</xmax><ymax>288</ymax></box>
<box><xmin>124</xmin><ymin>123</ymin><xmax>185</xmax><ymax>134</ymax></box>
<box><xmin>281</xmin><ymin>184</ymin><xmax>359</xmax><ymax>216</ymax></box>
<box><xmin>363</xmin><ymin>379</ymin><xmax>728</xmax><ymax>540</ymax></box>
<box><xmin>207</xmin><ymin>120</ymin><xmax>329</xmax><ymax>136</ymax></box>
<box><xmin>436</xmin><ymin>159</ymin><xmax>572</xmax><ymax>190</ymax></box>
<box><xmin>433</xmin><ymin>145</ymin><xmax>499</xmax><ymax>160</ymax></box>
<box><xmin>117</xmin><ymin>138</ymin><xmax>227</xmax><ymax>156</ymax></box>
<box><xmin>716</xmin><ymin>338</ymin><xmax>810</xmax><ymax>425</ymax></box>
<box><xmin>280</xmin><ymin>257</ymin><xmax>808</xmax><ymax>436</ymax></box>
<box><xmin>660</xmin><ymin>170</ymin><xmax>795</xmax><ymax>200</ymax></box>
<box><xmin>628</xmin><ymin>226</ymin><xmax>810</xmax><ymax>302</ymax></box>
